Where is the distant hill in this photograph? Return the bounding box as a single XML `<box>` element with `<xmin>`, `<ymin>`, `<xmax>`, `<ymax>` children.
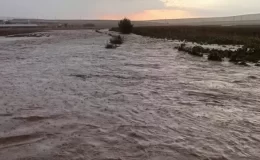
<box><xmin>148</xmin><ymin>13</ymin><xmax>260</xmax><ymax>26</ymax></box>
<box><xmin>4</xmin><ymin>13</ymin><xmax>260</xmax><ymax>27</ymax></box>
<box><xmin>4</xmin><ymin>18</ymin><xmax>164</xmax><ymax>28</ymax></box>
<box><xmin>0</xmin><ymin>16</ymin><xmax>19</xmax><ymax>20</ymax></box>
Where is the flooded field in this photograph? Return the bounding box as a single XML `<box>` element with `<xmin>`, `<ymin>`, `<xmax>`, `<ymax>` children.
<box><xmin>0</xmin><ymin>30</ymin><xmax>260</xmax><ymax>160</ymax></box>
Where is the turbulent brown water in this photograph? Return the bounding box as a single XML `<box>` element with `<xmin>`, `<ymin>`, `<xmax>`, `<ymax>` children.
<box><xmin>0</xmin><ymin>30</ymin><xmax>260</xmax><ymax>160</ymax></box>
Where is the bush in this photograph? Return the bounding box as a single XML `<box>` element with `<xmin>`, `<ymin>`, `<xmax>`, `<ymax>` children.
<box><xmin>95</xmin><ymin>29</ymin><xmax>102</xmax><ymax>33</ymax></box>
<box><xmin>83</xmin><ymin>23</ymin><xmax>95</xmax><ymax>28</ymax></box>
<box><xmin>237</xmin><ymin>61</ymin><xmax>250</xmax><ymax>66</ymax></box>
<box><xmin>192</xmin><ymin>46</ymin><xmax>204</xmax><ymax>53</ymax></box>
<box><xmin>5</xmin><ymin>20</ymin><xmax>12</xmax><ymax>24</ymax></box>
<box><xmin>118</xmin><ymin>18</ymin><xmax>133</xmax><ymax>34</ymax></box>
<box><xmin>190</xmin><ymin>46</ymin><xmax>204</xmax><ymax>57</ymax></box>
<box><xmin>110</xmin><ymin>35</ymin><xmax>123</xmax><ymax>44</ymax></box>
<box><xmin>177</xmin><ymin>43</ymin><xmax>186</xmax><ymax>51</ymax></box>
<box><xmin>105</xmin><ymin>43</ymin><xmax>116</xmax><ymax>49</ymax></box>
<box><xmin>208</xmin><ymin>53</ymin><xmax>222</xmax><ymax>61</ymax></box>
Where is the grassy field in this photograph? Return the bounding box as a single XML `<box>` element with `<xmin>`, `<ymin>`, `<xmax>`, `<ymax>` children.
<box><xmin>129</xmin><ymin>25</ymin><xmax>260</xmax><ymax>45</ymax></box>
<box><xmin>0</xmin><ymin>28</ymin><xmax>47</xmax><ymax>36</ymax></box>
<box><xmin>0</xmin><ymin>27</ymin><xmax>97</xmax><ymax>36</ymax></box>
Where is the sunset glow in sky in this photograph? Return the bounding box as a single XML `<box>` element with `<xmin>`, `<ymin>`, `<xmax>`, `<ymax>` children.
<box><xmin>0</xmin><ymin>0</ymin><xmax>259</xmax><ymax>20</ymax></box>
<box><xmin>100</xmin><ymin>9</ymin><xmax>195</xmax><ymax>20</ymax></box>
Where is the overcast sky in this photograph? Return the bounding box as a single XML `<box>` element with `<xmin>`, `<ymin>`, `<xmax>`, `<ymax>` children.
<box><xmin>0</xmin><ymin>0</ymin><xmax>259</xmax><ymax>20</ymax></box>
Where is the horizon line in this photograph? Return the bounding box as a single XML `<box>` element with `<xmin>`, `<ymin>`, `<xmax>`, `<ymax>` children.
<box><xmin>1</xmin><ymin>12</ymin><xmax>260</xmax><ymax>21</ymax></box>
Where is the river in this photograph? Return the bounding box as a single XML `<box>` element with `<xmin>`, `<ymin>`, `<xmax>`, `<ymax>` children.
<box><xmin>0</xmin><ymin>30</ymin><xmax>260</xmax><ymax>160</ymax></box>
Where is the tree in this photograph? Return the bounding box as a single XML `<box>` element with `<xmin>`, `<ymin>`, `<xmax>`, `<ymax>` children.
<box><xmin>118</xmin><ymin>18</ymin><xmax>133</xmax><ymax>34</ymax></box>
<box><xmin>5</xmin><ymin>20</ymin><xmax>12</xmax><ymax>24</ymax></box>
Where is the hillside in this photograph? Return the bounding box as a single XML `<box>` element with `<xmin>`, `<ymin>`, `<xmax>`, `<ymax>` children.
<box><xmin>148</xmin><ymin>13</ymin><xmax>260</xmax><ymax>26</ymax></box>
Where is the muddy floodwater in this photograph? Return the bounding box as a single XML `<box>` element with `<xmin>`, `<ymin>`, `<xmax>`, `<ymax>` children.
<box><xmin>0</xmin><ymin>30</ymin><xmax>260</xmax><ymax>160</ymax></box>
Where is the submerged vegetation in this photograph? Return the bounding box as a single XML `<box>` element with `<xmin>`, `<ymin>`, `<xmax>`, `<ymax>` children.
<box><xmin>111</xmin><ymin>25</ymin><xmax>260</xmax><ymax>65</ymax></box>
<box><xmin>105</xmin><ymin>43</ymin><xmax>117</xmax><ymax>49</ymax></box>
<box><xmin>177</xmin><ymin>43</ymin><xmax>260</xmax><ymax>65</ymax></box>
<box><xmin>110</xmin><ymin>35</ymin><xmax>123</xmax><ymax>44</ymax></box>
<box><xmin>105</xmin><ymin>35</ymin><xmax>124</xmax><ymax>49</ymax></box>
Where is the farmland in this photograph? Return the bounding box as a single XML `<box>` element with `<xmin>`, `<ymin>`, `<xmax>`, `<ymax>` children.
<box><xmin>130</xmin><ymin>25</ymin><xmax>260</xmax><ymax>45</ymax></box>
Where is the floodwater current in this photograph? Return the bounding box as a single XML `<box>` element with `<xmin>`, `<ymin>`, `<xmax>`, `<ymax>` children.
<box><xmin>0</xmin><ymin>30</ymin><xmax>260</xmax><ymax>160</ymax></box>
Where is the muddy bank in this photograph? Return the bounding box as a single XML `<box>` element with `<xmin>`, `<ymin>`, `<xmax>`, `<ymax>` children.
<box><xmin>0</xmin><ymin>30</ymin><xmax>260</xmax><ymax>160</ymax></box>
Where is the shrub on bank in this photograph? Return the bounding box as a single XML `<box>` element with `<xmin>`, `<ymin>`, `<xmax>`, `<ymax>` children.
<box><xmin>118</xmin><ymin>18</ymin><xmax>133</xmax><ymax>34</ymax></box>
